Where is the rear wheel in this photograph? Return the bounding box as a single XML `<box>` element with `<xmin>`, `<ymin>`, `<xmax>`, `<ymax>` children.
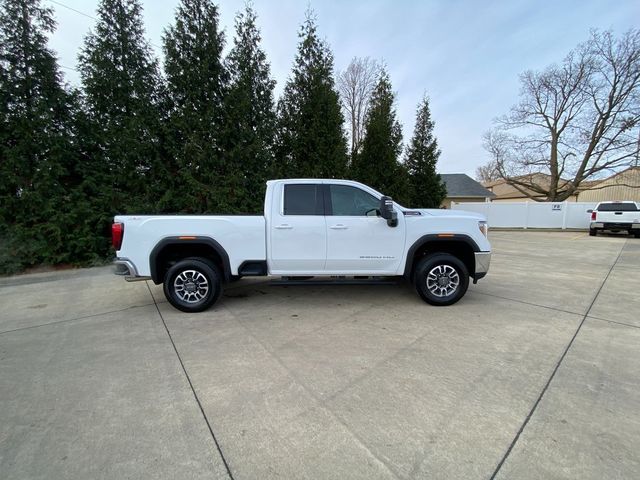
<box><xmin>163</xmin><ymin>258</ymin><xmax>222</xmax><ymax>312</ymax></box>
<box><xmin>589</xmin><ymin>228</ymin><xmax>597</xmax><ymax>236</ymax></box>
<box><xmin>413</xmin><ymin>253</ymin><xmax>469</xmax><ymax>306</ymax></box>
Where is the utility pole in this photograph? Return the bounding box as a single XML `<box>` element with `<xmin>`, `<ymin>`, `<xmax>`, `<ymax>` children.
<box><xmin>636</xmin><ymin>127</ymin><xmax>640</xmax><ymax>167</ymax></box>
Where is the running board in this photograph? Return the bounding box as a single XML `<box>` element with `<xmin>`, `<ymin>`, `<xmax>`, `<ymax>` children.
<box><xmin>271</xmin><ymin>276</ymin><xmax>399</xmax><ymax>286</ymax></box>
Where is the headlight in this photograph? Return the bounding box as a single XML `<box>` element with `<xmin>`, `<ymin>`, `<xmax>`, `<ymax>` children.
<box><xmin>478</xmin><ymin>221</ymin><xmax>488</xmax><ymax>237</ymax></box>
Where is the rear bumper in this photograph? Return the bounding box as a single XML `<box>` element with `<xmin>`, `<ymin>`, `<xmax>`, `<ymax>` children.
<box><xmin>591</xmin><ymin>222</ymin><xmax>640</xmax><ymax>231</ymax></box>
<box><xmin>113</xmin><ymin>258</ymin><xmax>150</xmax><ymax>282</ymax></box>
<box><xmin>473</xmin><ymin>251</ymin><xmax>491</xmax><ymax>282</ymax></box>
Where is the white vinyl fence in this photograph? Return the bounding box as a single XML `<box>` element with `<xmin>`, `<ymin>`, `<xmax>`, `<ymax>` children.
<box><xmin>451</xmin><ymin>201</ymin><xmax>598</xmax><ymax>229</ymax></box>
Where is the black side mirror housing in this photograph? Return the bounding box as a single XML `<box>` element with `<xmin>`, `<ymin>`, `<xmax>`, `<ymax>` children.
<box><xmin>586</xmin><ymin>209</ymin><xmax>593</xmax><ymax>213</ymax></box>
<box><xmin>379</xmin><ymin>196</ymin><xmax>398</xmax><ymax>227</ymax></box>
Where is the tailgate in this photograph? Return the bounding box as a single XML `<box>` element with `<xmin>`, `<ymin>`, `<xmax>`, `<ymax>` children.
<box><xmin>595</xmin><ymin>203</ymin><xmax>640</xmax><ymax>224</ymax></box>
<box><xmin>597</xmin><ymin>211</ymin><xmax>638</xmax><ymax>223</ymax></box>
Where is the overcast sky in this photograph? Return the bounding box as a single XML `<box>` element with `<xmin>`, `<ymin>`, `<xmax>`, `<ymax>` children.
<box><xmin>46</xmin><ymin>0</ymin><xmax>640</xmax><ymax>176</ymax></box>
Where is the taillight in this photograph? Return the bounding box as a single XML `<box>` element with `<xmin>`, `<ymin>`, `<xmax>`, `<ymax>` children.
<box><xmin>591</xmin><ymin>211</ymin><xmax>597</xmax><ymax>221</ymax></box>
<box><xmin>112</xmin><ymin>222</ymin><xmax>124</xmax><ymax>250</ymax></box>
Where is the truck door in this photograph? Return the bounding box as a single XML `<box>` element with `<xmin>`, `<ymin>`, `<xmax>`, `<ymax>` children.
<box><xmin>268</xmin><ymin>183</ymin><xmax>327</xmax><ymax>274</ymax></box>
<box><xmin>324</xmin><ymin>184</ymin><xmax>405</xmax><ymax>274</ymax></box>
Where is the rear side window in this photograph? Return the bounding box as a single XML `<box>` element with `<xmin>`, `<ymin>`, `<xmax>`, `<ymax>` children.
<box><xmin>597</xmin><ymin>203</ymin><xmax>638</xmax><ymax>212</ymax></box>
<box><xmin>283</xmin><ymin>184</ymin><xmax>324</xmax><ymax>215</ymax></box>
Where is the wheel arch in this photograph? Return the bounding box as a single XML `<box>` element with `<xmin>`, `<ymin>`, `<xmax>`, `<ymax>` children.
<box><xmin>150</xmin><ymin>236</ymin><xmax>231</xmax><ymax>284</ymax></box>
<box><xmin>403</xmin><ymin>234</ymin><xmax>479</xmax><ymax>281</ymax></box>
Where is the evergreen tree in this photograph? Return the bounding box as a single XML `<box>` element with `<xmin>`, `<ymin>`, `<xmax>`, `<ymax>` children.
<box><xmin>352</xmin><ymin>68</ymin><xmax>409</xmax><ymax>204</ymax></box>
<box><xmin>405</xmin><ymin>96</ymin><xmax>446</xmax><ymax>207</ymax></box>
<box><xmin>163</xmin><ymin>0</ymin><xmax>230</xmax><ymax>213</ymax></box>
<box><xmin>224</xmin><ymin>4</ymin><xmax>276</xmax><ymax>213</ymax></box>
<box><xmin>276</xmin><ymin>12</ymin><xmax>347</xmax><ymax>178</ymax></box>
<box><xmin>0</xmin><ymin>0</ymin><xmax>79</xmax><ymax>272</ymax></box>
<box><xmin>78</xmin><ymin>0</ymin><xmax>163</xmax><ymax>216</ymax></box>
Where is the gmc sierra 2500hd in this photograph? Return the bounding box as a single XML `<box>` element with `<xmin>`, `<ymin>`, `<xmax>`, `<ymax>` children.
<box><xmin>589</xmin><ymin>201</ymin><xmax>640</xmax><ymax>237</ymax></box>
<box><xmin>113</xmin><ymin>179</ymin><xmax>491</xmax><ymax>312</ymax></box>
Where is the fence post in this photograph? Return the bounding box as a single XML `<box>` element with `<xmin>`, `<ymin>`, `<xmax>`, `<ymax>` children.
<box><xmin>562</xmin><ymin>201</ymin><xmax>568</xmax><ymax>229</ymax></box>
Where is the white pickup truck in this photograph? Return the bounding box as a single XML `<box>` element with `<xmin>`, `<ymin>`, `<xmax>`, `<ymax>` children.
<box><xmin>113</xmin><ymin>179</ymin><xmax>491</xmax><ymax>312</ymax></box>
<box><xmin>589</xmin><ymin>201</ymin><xmax>640</xmax><ymax>237</ymax></box>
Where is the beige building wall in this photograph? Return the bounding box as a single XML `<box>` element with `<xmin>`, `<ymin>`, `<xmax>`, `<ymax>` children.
<box><xmin>490</xmin><ymin>196</ymin><xmax>578</xmax><ymax>203</ymax></box>
<box><xmin>577</xmin><ymin>168</ymin><xmax>640</xmax><ymax>202</ymax></box>
<box><xmin>443</xmin><ymin>197</ymin><xmax>488</xmax><ymax>209</ymax></box>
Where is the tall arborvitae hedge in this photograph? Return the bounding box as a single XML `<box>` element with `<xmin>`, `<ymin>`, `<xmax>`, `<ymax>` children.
<box><xmin>351</xmin><ymin>69</ymin><xmax>410</xmax><ymax>204</ymax></box>
<box><xmin>405</xmin><ymin>96</ymin><xmax>446</xmax><ymax>207</ymax></box>
<box><xmin>276</xmin><ymin>13</ymin><xmax>348</xmax><ymax>179</ymax></box>
<box><xmin>0</xmin><ymin>0</ymin><xmax>80</xmax><ymax>272</ymax></box>
<box><xmin>78</xmin><ymin>0</ymin><xmax>163</xmax><ymax>216</ymax></box>
<box><xmin>0</xmin><ymin>1</ymin><xmax>446</xmax><ymax>274</ymax></box>
<box><xmin>223</xmin><ymin>4</ymin><xmax>277</xmax><ymax>213</ymax></box>
<box><xmin>72</xmin><ymin>0</ymin><xmax>166</xmax><ymax>272</ymax></box>
<box><xmin>163</xmin><ymin>0</ymin><xmax>231</xmax><ymax>213</ymax></box>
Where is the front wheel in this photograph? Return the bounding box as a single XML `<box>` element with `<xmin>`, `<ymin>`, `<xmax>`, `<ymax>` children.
<box><xmin>163</xmin><ymin>258</ymin><xmax>222</xmax><ymax>312</ymax></box>
<box><xmin>414</xmin><ymin>253</ymin><xmax>469</xmax><ymax>306</ymax></box>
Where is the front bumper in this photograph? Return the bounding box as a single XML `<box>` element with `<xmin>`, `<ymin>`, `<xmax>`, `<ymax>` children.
<box><xmin>473</xmin><ymin>251</ymin><xmax>491</xmax><ymax>283</ymax></box>
<box><xmin>113</xmin><ymin>258</ymin><xmax>150</xmax><ymax>282</ymax></box>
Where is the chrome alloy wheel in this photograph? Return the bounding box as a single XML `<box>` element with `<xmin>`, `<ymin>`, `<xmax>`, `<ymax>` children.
<box><xmin>173</xmin><ymin>270</ymin><xmax>209</xmax><ymax>303</ymax></box>
<box><xmin>426</xmin><ymin>264</ymin><xmax>460</xmax><ymax>297</ymax></box>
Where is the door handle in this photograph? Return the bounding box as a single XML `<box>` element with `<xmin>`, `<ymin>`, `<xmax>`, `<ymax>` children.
<box><xmin>275</xmin><ymin>224</ymin><xmax>293</xmax><ymax>230</ymax></box>
<box><xmin>330</xmin><ymin>224</ymin><xmax>348</xmax><ymax>230</ymax></box>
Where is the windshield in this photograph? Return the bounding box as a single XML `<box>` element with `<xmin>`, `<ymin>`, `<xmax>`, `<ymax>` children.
<box><xmin>347</xmin><ymin>182</ymin><xmax>407</xmax><ymax>211</ymax></box>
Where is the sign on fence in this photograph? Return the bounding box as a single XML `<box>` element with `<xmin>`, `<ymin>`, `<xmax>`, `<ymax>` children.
<box><xmin>450</xmin><ymin>201</ymin><xmax>597</xmax><ymax>229</ymax></box>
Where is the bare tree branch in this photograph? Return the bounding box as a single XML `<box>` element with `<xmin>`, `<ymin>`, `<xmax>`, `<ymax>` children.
<box><xmin>337</xmin><ymin>57</ymin><xmax>379</xmax><ymax>158</ymax></box>
<box><xmin>484</xmin><ymin>29</ymin><xmax>640</xmax><ymax>201</ymax></box>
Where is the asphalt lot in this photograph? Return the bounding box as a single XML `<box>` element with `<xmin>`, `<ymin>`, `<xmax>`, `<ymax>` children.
<box><xmin>1</xmin><ymin>231</ymin><xmax>639</xmax><ymax>480</ymax></box>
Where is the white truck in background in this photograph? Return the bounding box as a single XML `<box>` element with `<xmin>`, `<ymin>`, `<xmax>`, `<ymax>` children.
<box><xmin>113</xmin><ymin>179</ymin><xmax>491</xmax><ymax>312</ymax></box>
<box><xmin>589</xmin><ymin>201</ymin><xmax>640</xmax><ymax>237</ymax></box>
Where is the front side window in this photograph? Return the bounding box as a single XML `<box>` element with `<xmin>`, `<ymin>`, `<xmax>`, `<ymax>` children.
<box><xmin>283</xmin><ymin>184</ymin><xmax>323</xmax><ymax>215</ymax></box>
<box><xmin>329</xmin><ymin>185</ymin><xmax>379</xmax><ymax>216</ymax></box>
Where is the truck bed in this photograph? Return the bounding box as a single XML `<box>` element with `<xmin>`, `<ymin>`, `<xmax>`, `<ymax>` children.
<box><xmin>114</xmin><ymin>215</ymin><xmax>266</xmax><ymax>277</ymax></box>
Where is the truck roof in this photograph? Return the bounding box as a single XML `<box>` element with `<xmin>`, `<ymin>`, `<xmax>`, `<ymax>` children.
<box><xmin>595</xmin><ymin>201</ymin><xmax>639</xmax><ymax>211</ymax></box>
<box><xmin>267</xmin><ymin>178</ymin><xmax>360</xmax><ymax>184</ymax></box>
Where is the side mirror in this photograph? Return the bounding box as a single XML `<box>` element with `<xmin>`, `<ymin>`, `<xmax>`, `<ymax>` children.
<box><xmin>379</xmin><ymin>196</ymin><xmax>398</xmax><ymax>227</ymax></box>
<box><xmin>586</xmin><ymin>209</ymin><xmax>593</xmax><ymax>213</ymax></box>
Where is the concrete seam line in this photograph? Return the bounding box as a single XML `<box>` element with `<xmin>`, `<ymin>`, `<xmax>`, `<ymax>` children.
<box><xmin>0</xmin><ymin>303</ymin><xmax>157</xmax><ymax>336</ymax></box>
<box><xmin>586</xmin><ymin>316</ymin><xmax>640</xmax><ymax>331</ymax></box>
<box><xmin>489</xmin><ymin>239</ymin><xmax>627</xmax><ymax>480</ymax></box>
<box><xmin>145</xmin><ymin>282</ymin><xmax>235</xmax><ymax>480</ymax></box>
<box><xmin>230</xmin><ymin>307</ymin><xmax>404</xmax><ymax>480</ymax></box>
<box><xmin>0</xmin><ymin>268</ymin><xmax>111</xmax><ymax>288</ymax></box>
<box><xmin>472</xmin><ymin>291</ymin><xmax>584</xmax><ymax>317</ymax></box>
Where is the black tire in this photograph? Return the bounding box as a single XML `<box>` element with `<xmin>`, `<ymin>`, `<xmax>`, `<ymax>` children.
<box><xmin>589</xmin><ymin>228</ymin><xmax>597</xmax><ymax>236</ymax></box>
<box><xmin>634</xmin><ymin>233</ymin><xmax>640</xmax><ymax>239</ymax></box>
<box><xmin>163</xmin><ymin>258</ymin><xmax>222</xmax><ymax>312</ymax></box>
<box><xmin>413</xmin><ymin>253</ymin><xmax>469</xmax><ymax>306</ymax></box>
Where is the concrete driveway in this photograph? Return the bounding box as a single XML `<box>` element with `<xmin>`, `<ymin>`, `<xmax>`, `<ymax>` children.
<box><xmin>1</xmin><ymin>231</ymin><xmax>639</xmax><ymax>479</ymax></box>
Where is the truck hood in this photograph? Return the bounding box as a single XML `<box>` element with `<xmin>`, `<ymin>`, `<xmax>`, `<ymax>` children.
<box><xmin>407</xmin><ymin>208</ymin><xmax>487</xmax><ymax>221</ymax></box>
